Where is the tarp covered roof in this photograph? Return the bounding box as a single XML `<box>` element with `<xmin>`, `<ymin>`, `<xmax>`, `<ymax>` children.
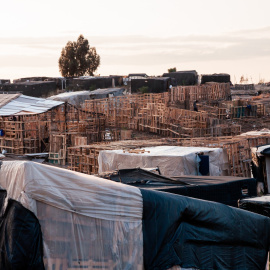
<box><xmin>89</xmin><ymin>88</ymin><xmax>125</xmax><ymax>95</ymax></box>
<box><xmin>0</xmin><ymin>161</ymin><xmax>269</xmax><ymax>269</ymax></box>
<box><xmin>240</xmin><ymin>128</ymin><xmax>270</xmax><ymax>136</ymax></box>
<box><xmin>98</xmin><ymin>146</ymin><xmax>229</xmax><ymax>177</ymax></box>
<box><xmin>142</xmin><ymin>188</ymin><xmax>270</xmax><ymax>270</ymax></box>
<box><xmin>0</xmin><ymin>94</ymin><xmax>64</xmax><ymax>116</ymax></box>
<box><xmin>0</xmin><ymin>161</ymin><xmax>143</xmax><ymax>269</ymax></box>
<box><xmin>49</xmin><ymin>90</ymin><xmax>91</xmax><ymax>99</ymax></box>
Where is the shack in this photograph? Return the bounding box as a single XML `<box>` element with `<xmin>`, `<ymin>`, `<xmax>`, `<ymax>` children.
<box><xmin>48</xmin><ymin>90</ymin><xmax>92</xmax><ymax>107</ymax></box>
<box><xmin>73</xmin><ymin>76</ymin><xmax>123</xmax><ymax>90</ymax></box>
<box><xmin>0</xmin><ymin>81</ymin><xmax>57</xmax><ymax>98</ymax></box>
<box><xmin>98</xmin><ymin>146</ymin><xmax>230</xmax><ymax>177</ymax></box>
<box><xmin>89</xmin><ymin>87</ymin><xmax>125</xmax><ymax>99</ymax></box>
<box><xmin>105</xmin><ymin>168</ymin><xmax>257</xmax><ymax>207</ymax></box>
<box><xmin>250</xmin><ymin>144</ymin><xmax>270</xmax><ymax>194</ymax></box>
<box><xmin>131</xmin><ymin>77</ymin><xmax>170</xmax><ymax>93</ymax></box>
<box><xmin>0</xmin><ymin>79</ymin><xmax>10</xmax><ymax>84</ymax></box>
<box><xmin>162</xmin><ymin>70</ymin><xmax>198</xmax><ymax>86</ymax></box>
<box><xmin>0</xmin><ymin>160</ymin><xmax>269</xmax><ymax>270</ymax></box>
<box><xmin>0</xmin><ymin>94</ymin><xmax>105</xmax><ymax>163</ymax></box>
<box><xmin>201</xmin><ymin>73</ymin><xmax>231</xmax><ymax>84</ymax></box>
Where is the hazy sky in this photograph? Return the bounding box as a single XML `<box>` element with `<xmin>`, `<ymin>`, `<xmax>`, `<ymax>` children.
<box><xmin>1</xmin><ymin>0</ymin><xmax>270</xmax><ymax>83</ymax></box>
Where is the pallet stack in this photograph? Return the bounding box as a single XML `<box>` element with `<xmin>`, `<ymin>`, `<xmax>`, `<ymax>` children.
<box><xmin>67</xmin><ymin>139</ymin><xmax>177</xmax><ymax>174</ymax></box>
<box><xmin>0</xmin><ymin>103</ymin><xmax>106</xmax><ymax>158</ymax></box>
<box><xmin>84</xmin><ymin>92</ymin><xmax>241</xmax><ymax>139</ymax></box>
<box><xmin>169</xmin><ymin>83</ymin><xmax>231</xmax><ymax>105</ymax></box>
<box><xmin>178</xmin><ymin>134</ymin><xmax>270</xmax><ymax>177</ymax></box>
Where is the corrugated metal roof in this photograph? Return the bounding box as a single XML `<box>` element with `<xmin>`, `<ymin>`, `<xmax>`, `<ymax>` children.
<box><xmin>0</xmin><ymin>94</ymin><xmax>64</xmax><ymax>116</ymax></box>
<box><xmin>0</xmin><ymin>93</ymin><xmax>21</xmax><ymax>108</ymax></box>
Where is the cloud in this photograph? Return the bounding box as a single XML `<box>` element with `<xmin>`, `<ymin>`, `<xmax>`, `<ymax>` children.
<box><xmin>0</xmin><ymin>26</ymin><xmax>270</xmax><ymax>74</ymax></box>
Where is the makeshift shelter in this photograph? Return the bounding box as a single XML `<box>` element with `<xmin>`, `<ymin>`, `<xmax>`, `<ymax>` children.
<box><xmin>201</xmin><ymin>73</ymin><xmax>231</xmax><ymax>84</ymax></box>
<box><xmin>250</xmin><ymin>144</ymin><xmax>270</xmax><ymax>194</ymax></box>
<box><xmin>0</xmin><ymin>161</ymin><xmax>143</xmax><ymax>270</ymax></box>
<box><xmin>0</xmin><ymin>81</ymin><xmax>57</xmax><ymax>98</ymax></box>
<box><xmin>128</xmin><ymin>73</ymin><xmax>148</xmax><ymax>78</ymax></box>
<box><xmin>239</xmin><ymin>195</ymin><xmax>270</xmax><ymax>218</ymax></box>
<box><xmin>162</xmin><ymin>70</ymin><xmax>198</xmax><ymax>86</ymax></box>
<box><xmin>141</xmin><ymin>189</ymin><xmax>270</xmax><ymax>270</ymax></box>
<box><xmin>0</xmin><ymin>94</ymin><xmax>106</xmax><ymax>162</ymax></box>
<box><xmin>106</xmin><ymin>168</ymin><xmax>257</xmax><ymax>207</ymax></box>
<box><xmin>0</xmin><ymin>79</ymin><xmax>10</xmax><ymax>84</ymax></box>
<box><xmin>89</xmin><ymin>88</ymin><xmax>125</xmax><ymax>99</ymax></box>
<box><xmin>73</xmin><ymin>76</ymin><xmax>123</xmax><ymax>90</ymax></box>
<box><xmin>0</xmin><ymin>193</ymin><xmax>45</xmax><ymax>269</ymax></box>
<box><xmin>0</xmin><ymin>161</ymin><xmax>270</xmax><ymax>270</ymax></box>
<box><xmin>131</xmin><ymin>77</ymin><xmax>170</xmax><ymax>93</ymax></box>
<box><xmin>98</xmin><ymin>146</ymin><xmax>230</xmax><ymax>177</ymax></box>
<box><xmin>48</xmin><ymin>90</ymin><xmax>91</xmax><ymax>106</ymax></box>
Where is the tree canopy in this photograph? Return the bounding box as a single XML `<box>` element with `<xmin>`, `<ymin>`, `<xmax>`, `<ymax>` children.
<box><xmin>168</xmin><ymin>67</ymin><xmax>176</xmax><ymax>73</ymax></box>
<box><xmin>58</xmin><ymin>35</ymin><xmax>100</xmax><ymax>77</ymax></box>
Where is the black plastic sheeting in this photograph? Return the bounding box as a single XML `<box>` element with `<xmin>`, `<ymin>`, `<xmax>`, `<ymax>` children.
<box><xmin>201</xmin><ymin>74</ymin><xmax>230</xmax><ymax>84</ymax></box>
<box><xmin>109</xmin><ymin>168</ymin><xmax>257</xmax><ymax>207</ymax></box>
<box><xmin>141</xmin><ymin>189</ymin><xmax>270</xmax><ymax>270</ymax></box>
<box><xmin>0</xmin><ymin>193</ymin><xmax>45</xmax><ymax>270</ymax></box>
<box><xmin>131</xmin><ymin>77</ymin><xmax>170</xmax><ymax>93</ymax></box>
<box><xmin>261</xmin><ymin>146</ymin><xmax>270</xmax><ymax>156</ymax></box>
<box><xmin>162</xmin><ymin>71</ymin><xmax>198</xmax><ymax>86</ymax></box>
<box><xmin>0</xmin><ymin>190</ymin><xmax>6</xmax><ymax>209</ymax></box>
<box><xmin>239</xmin><ymin>196</ymin><xmax>270</xmax><ymax>218</ymax></box>
<box><xmin>147</xmin><ymin>176</ymin><xmax>256</xmax><ymax>207</ymax></box>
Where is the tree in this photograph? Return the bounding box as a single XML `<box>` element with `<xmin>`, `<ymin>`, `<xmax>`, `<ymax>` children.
<box><xmin>168</xmin><ymin>67</ymin><xmax>176</xmax><ymax>73</ymax></box>
<box><xmin>58</xmin><ymin>35</ymin><xmax>100</xmax><ymax>77</ymax></box>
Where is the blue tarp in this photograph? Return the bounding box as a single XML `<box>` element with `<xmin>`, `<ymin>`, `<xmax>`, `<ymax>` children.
<box><xmin>141</xmin><ymin>189</ymin><xmax>270</xmax><ymax>270</ymax></box>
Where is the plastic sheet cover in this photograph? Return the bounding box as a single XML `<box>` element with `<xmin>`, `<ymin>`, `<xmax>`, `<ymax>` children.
<box><xmin>141</xmin><ymin>189</ymin><xmax>270</xmax><ymax>270</ymax></box>
<box><xmin>239</xmin><ymin>195</ymin><xmax>270</xmax><ymax>218</ymax></box>
<box><xmin>0</xmin><ymin>198</ymin><xmax>45</xmax><ymax>269</ymax></box>
<box><xmin>98</xmin><ymin>146</ymin><xmax>229</xmax><ymax>177</ymax></box>
<box><xmin>0</xmin><ymin>161</ymin><xmax>143</xmax><ymax>270</ymax></box>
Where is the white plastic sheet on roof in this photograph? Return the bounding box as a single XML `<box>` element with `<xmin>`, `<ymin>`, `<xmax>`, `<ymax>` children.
<box><xmin>98</xmin><ymin>146</ymin><xmax>229</xmax><ymax>177</ymax></box>
<box><xmin>240</xmin><ymin>128</ymin><xmax>270</xmax><ymax>136</ymax></box>
<box><xmin>48</xmin><ymin>90</ymin><xmax>91</xmax><ymax>106</ymax></box>
<box><xmin>0</xmin><ymin>161</ymin><xmax>143</xmax><ymax>270</ymax></box>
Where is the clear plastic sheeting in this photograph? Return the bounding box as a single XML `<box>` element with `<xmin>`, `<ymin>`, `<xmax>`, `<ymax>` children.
<box><xmin>98</xmin><ymin>146</ymin><xmax>229</xmax><ymax>177</ymax></box>
<box><xmin>0</xmin><ymin>161</ymin><xmax>143</xmax><ymax>270</ymax></box>
<box><xmin>37</xmin><ymin>201</ymin><xmax>143</xmax><ymax>270</ymax></box>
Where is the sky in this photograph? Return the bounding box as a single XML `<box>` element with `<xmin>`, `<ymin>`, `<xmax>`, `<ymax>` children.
<box><xmin>0</xmin><ymin>0</ymin><xmax>270</xmax><ymax>83</ymax></box>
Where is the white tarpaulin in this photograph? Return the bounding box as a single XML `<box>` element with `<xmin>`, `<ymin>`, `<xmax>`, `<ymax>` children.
<box><xmin>240</xmin><ymin>128</ymin><xmax>270</xmax><ymax>136</ymax></box>
<box><xmin>48</xmin><ymin>90</ymin><xmax>91</xmax><ymax>106</ymax></box>
<box><xmin>98</xmin><ymin>146</ymin><xmax>229</xmax><ymax>177</ymax></box>
<box><xmin>0</xmin><ymin>161</ymin><xmax>143</xmax><ymax>270</ymax></box>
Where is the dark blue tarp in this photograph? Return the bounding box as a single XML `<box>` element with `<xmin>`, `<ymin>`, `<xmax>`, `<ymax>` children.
<box><xmin>0</xmin><ymin>197</ymin><xmax>45</xmax><ymax>270</ymax></box>
<box><xmin>141</xmin><ymin>189</ymin><xmax>270</xmax><ymax>270</ymax></box>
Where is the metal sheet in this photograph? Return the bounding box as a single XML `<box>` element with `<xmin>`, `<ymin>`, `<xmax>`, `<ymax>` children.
<box><xmin>0</xmin><ymin>95</ymin><xmax>64</xmax><ymax>116</ymax></box>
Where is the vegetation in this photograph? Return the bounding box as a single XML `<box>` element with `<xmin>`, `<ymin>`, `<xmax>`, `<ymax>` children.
<box><xmin>138</xmin><ymin>86</ymin><xmax>149</xmax><ymax>94</ymax></box>
<box><xmin>89</xmin><ymin>85</ymin><xmax>96</xmax><ymax>91</ymax></box>
<box><xmin>168</xmin><ymin>67</ymin><xmax>176</xmax><ymax>73</ymax></box>
<box><xmin>58</xmin><ymin>35</ymin><xmax>100</xmax><ymax>77</ymax></box>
